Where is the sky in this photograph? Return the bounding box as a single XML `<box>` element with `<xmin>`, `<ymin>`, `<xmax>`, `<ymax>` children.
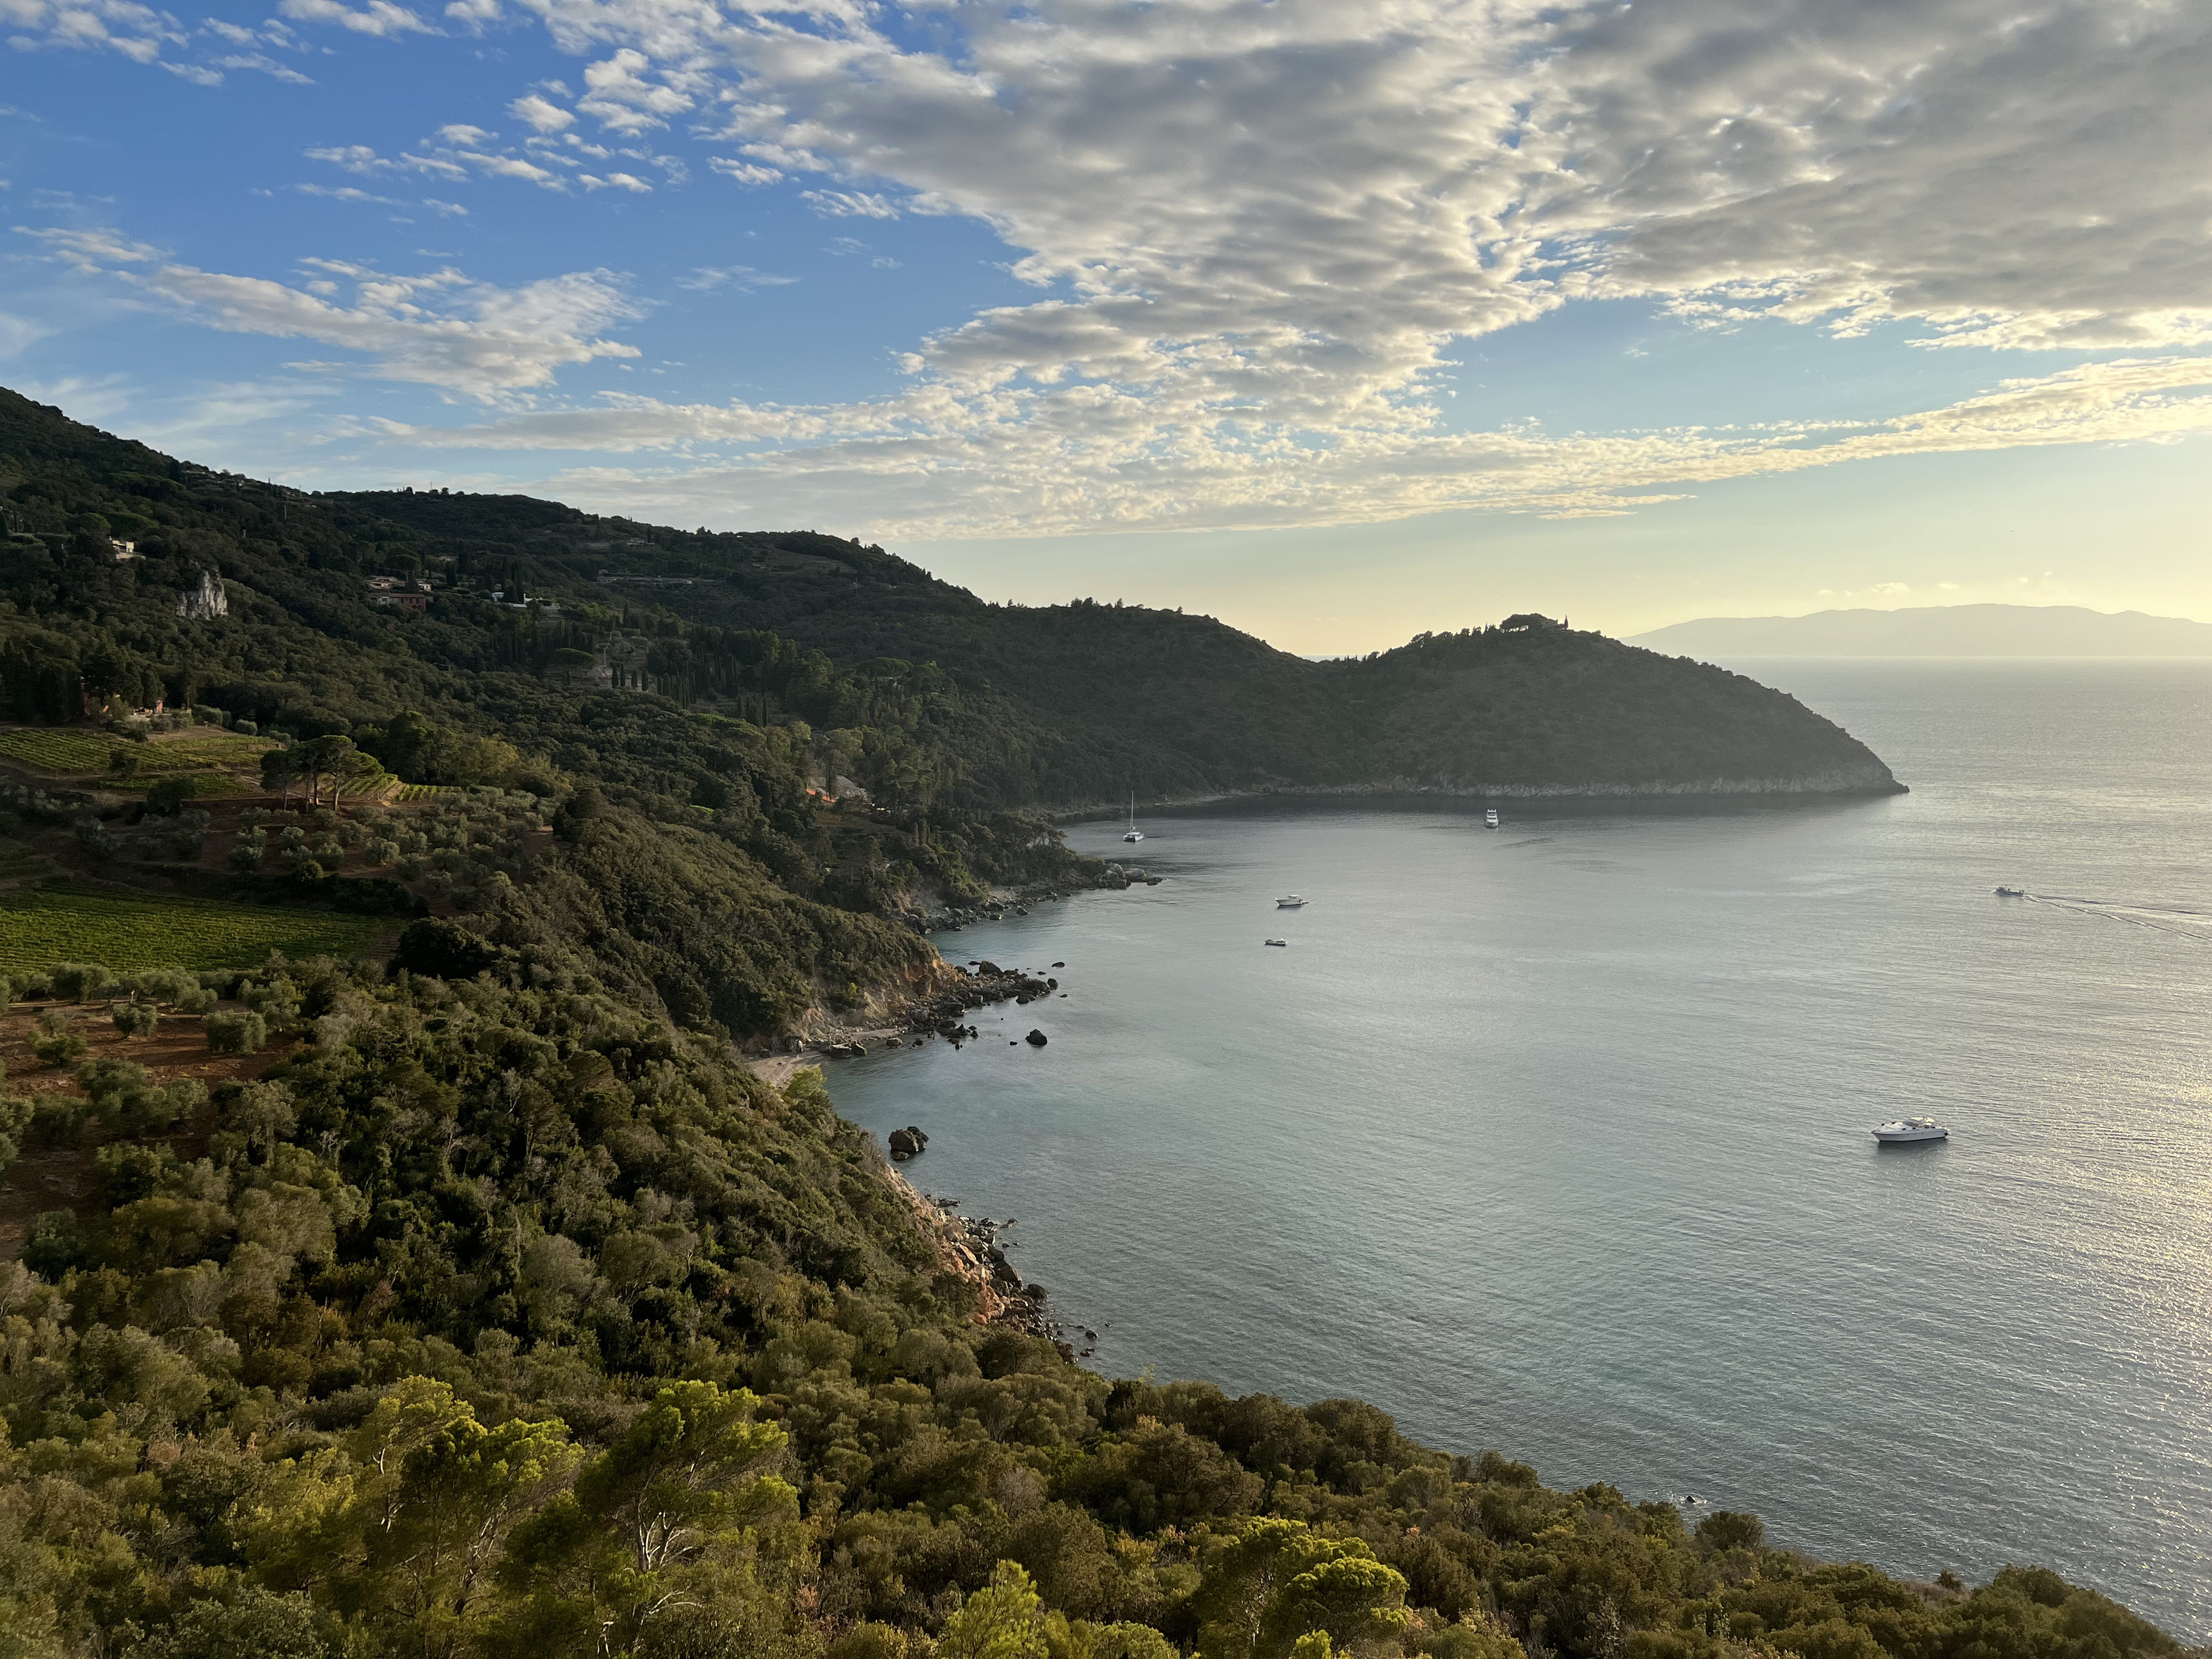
<box><xmin>3</xmin><ymin>0</ymin><xmax>2210</xmax><ymax>653</ymax></box>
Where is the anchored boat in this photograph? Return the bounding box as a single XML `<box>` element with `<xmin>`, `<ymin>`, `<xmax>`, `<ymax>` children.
<box><xmin>1872</xmin><ymin>1117</ymin><xmax>1949</xmax><ymax>1144</ymax></box>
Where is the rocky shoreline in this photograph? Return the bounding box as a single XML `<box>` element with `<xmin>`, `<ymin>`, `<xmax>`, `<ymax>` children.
<box><xmin>885</xmin><ymin>1170</ymin><xmax>1098</xmax><ymax>1358</ymax></box>
<box><xmin>747</xmin><ymin>865</ymin><xmax>1166</xmax><ymax>1086</ymax></box>
<box><xmin>901</xmin><ymin>862</ymin><xmax>1165</xmax><ymax>934</ymax></box>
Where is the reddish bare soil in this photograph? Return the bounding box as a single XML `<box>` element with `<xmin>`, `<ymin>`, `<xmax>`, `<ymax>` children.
<box><xmin>0</xmin><ymin>1005</ymin><xmax>294</xmax><ymax>1257</ymax></box>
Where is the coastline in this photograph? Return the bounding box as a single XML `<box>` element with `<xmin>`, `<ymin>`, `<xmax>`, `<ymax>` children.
<box><xmin>882</xmin><ymin>1162</ymin><xmax>1085</xmax><ymax>1352</ymax></box>
<box><xmin>743</xmin><ymin>958</ymin><xmax>1064</xmax><ymax>1086</ymax></box>
<box><xmin>1046</xmin><ymin>768</ymin><xmax>1907</xmax><ymax>822</ymax></box>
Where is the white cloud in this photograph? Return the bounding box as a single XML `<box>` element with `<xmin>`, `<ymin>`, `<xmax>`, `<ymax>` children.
<box><xmin>275</xmin><ymin>0</ymin><xmax>434</xmax><ymax>36</ymax></box>
<box><xmin>306</xmin><ymin>131</ymin><xmax>570</xmax><ymax>190</ymax></box>
<box><xmin>509</xmin><ymin>91</ymin><xmax>573</xmax><ymax>131</ymax></box>
<box><xmin>3</xmin><ymin>0</ymin><xmax>182</xmax><ymax>62</ymax></box>
<box><xmin>17</xmin><ymin>228</ymin><xmax>642</xmax><ymax>398</ymax></box>
<box><xmin>708</xmin><ymin>156</ymin><xmax>779</xmax><ymax>186</ymax></box>
<box><xmin>295</xmin><ymin>182</ymin><xmax>403</xmax><ymax>204</ymax></box>
<box><xmin>416</xmin><ymin>0</ymin><xmax>2208</xmax><ymax>531</ymax></box>
<box><xmin>800</xmin><ymin>190</ymin><xmax>900</xmax><ymax>220</ymax></box>
<box><xmin>215</xmin><ymin>51</ymin><xmax>314</xmax><ymax>81</ymax></box>
<box><xmin>368</xmin><ymin>353</ymin><xmax>2212</xmax><ymax>538</ymax></box>
<box><xmin>575</xmin><ymin>46</ymin><xmax>694</xmax><ymax>134</ymax></box>
<box><xmin>677</xmin><ymin>263</ymin><xmax>794</xmax><ymax>293</ymax></box>
<box><xmin>34</xmin><ymin>0</ymin><xmax>2212</xmax><ymax>538</ymax></box>
<box><xmin>373</xmin><ymin>393</ymin><xmax>828</xmax><ymax>448</ymax></box>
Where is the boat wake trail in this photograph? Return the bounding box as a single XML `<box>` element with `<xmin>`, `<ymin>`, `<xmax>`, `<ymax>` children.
<box><xmin>2023</xmin><ymin>894</ymin><xmax>2212</xmax><ymax>943</ymax></box>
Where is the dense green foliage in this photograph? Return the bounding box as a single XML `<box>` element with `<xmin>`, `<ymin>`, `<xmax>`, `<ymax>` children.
<box><xmin>341</xmin><ymin>496</ymin><xmax>1900</xmax><ymax>800</ymax></box>
<box><xmin>0</xmin><ymin>959</ymin><xmax>2185</xmax><ymax>1659</ymax></box>
<box><xmin>2</xmin><ymin>388</ymin><xmax>1896</xmax><ymax>825</ymax></box>
<box><xmin>0</xmin><ymin>387</ymin><xmax>2153</xmax><ymax>1659</ymax></box>
<box><xmin>0</xmin><ymin>388</ymin><xmax>1095</xmax><ymax>1034</ymax></box>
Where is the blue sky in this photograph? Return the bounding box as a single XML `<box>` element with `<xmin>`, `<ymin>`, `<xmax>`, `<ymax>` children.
<box><xmin>4</xmin><ymin>0</ymin><xmax>2210</xmax><ymax>652</ymax></box>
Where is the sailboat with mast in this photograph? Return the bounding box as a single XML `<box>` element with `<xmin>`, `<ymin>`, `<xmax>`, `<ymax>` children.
<box><xmin>1123</xmin><ymin>791</ymin><xmax>1145</xmax><ymax>843</ymax></box>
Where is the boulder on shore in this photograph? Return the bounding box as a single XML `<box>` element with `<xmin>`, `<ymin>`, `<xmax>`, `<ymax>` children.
<box><xmin>1024</xmin><ymin>1029</ymin><xmax>1048</xmax><ymax>1047</ymax></box>
<box><xmin>887</xmin><ymin>1125</ymin><xmax>928</xmax><ymax>1158</ymax></box>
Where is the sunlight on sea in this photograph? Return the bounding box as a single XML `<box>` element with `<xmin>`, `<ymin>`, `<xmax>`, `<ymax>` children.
<box><xmin>828</xmin><ymin>660</ymin><xmax>2212</xmax><ymax>1639</ymax></box>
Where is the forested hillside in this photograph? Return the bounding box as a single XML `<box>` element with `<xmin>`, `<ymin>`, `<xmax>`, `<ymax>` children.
<box><xmin>0</xmin><ymin>392</ymin><xmax>2179</xmax><ymax>1659</ymax></box>
<box><xmin>0</xmin><ymin>963</ymin><xmax>2187</xmax><ymax>1659</ymax></box>
<box><xmin>325</xmin><ymin>461</ymin><xmax>1901</xmax><ymax>802</ymax></box>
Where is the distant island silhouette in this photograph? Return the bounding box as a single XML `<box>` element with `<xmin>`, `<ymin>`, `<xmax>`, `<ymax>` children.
<box><xmin>1629</xmin><ymin>603</ymin><xmax>2212</xmax><ymax>657</ymax></box>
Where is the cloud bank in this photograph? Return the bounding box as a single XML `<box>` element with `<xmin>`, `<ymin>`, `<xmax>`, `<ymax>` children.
<box><xmin>22</xmin><ymin>231</ymin><xmax>641</xmax><ymax>397</ymax></box>
<box><xmin>18</xmin><ymin>0</ymin><xmax>2212</xmax><ymax>532</ymax></box>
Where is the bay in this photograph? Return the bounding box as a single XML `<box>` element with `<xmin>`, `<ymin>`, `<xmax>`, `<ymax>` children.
<box><xmin>827</xmin><ymin>660</ymin><xmax>2212</xmax><ymax>1638</ymax></box>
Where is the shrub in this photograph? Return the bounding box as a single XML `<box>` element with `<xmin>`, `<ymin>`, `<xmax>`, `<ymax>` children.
<box><xmin>205</xmin><ymin>1009</ymin><xmax>268</xmax><ymax>1055</ymax></box>
<box><xmin>111</xmin><ymin>1001</ymin><xmax>159</xmax><ymax>1039</ymax></box>
<box><xmin>145</xmin><ymin>776</ymin><xmax>194</xmax><ymax>816</ymax></box>
<box><xmin>394</xmin><ymin>917</ymin><xmax>499</xmax><ymax>980</ymax></box>
<box><xmin>32</xmin><ymin>1030</ymin><xmax>86</xmax><ymax>1067</ymax></box>
<box><xmin>95</xmin><ymin>1140</ymin><xmax>174</xmax><ymax>1205</ymax></box>
<box><xmin>126</xmin><ymin>967</ymin><xmax>199</xmax><ymax>1003</ymax></box>
<box><xmin>22</xmin><ymin>1209</ymin><xmax>87</xmax><ymax>1277</ymax></box>
<box><xmin>49</xmin><ymin>961</ymin><xmax>117</xmax><ymax>1003</ymax></box>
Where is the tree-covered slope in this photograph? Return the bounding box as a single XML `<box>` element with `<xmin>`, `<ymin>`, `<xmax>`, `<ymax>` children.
<box><xmin>0</xmin><ymin>959</ymin><xmax>2187</xmax><ymax>1659</ymax></box>
<box><xmin>0</xmin><ymin>389</ymin><xmax>2179</xmax><ymax>1657</ymax></box>
<box><xmin>0</xmin><ymin>387</ymin><xmax>1094</xmax><ymax>1034</ymax></box>
<box><xmin>1336</xmin><ymin>620</ymin><xmax>1898</xmax><ymax>791</ymax></box>
<box><xmin>335</xmin><ymin>470</ymin><xmax>1901</xmax><ymax>803</ymax></box>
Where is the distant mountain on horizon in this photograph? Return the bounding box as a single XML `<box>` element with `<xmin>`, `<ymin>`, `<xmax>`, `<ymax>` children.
<box><xmin>1627</xmin><ymin>603</ymin><xmax>2212</xmax><ymax>658</ymax></box>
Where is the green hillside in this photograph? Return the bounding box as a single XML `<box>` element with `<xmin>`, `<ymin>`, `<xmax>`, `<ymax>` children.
<box><xmin>327</xmin><ymin>482</ymin><xmax>1900</xmax><ymax>802</ymax></box>
<box><xmin>0</xmin><ymin>388</ymin><xmax>2176</xmax><ymax>1659</ymax></box>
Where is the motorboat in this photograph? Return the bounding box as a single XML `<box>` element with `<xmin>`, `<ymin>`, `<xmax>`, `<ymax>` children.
<box><xmin>1264</xmin><ymin>938</ymin><xmax>1288</xmax><ymax>947</ymax></box>
<box><xmin>1994</xmin><ymin>886</ymin><xmax>2025</xmax><ymax>898</ymax></box>
<box><xmin>1871</xmin><ymin>1117</ymin><xmax>1949</xmax><ymax>1144</ymax></box>
<box><xmin>1276</xmin><ymin>895</ymin><xmax>1306</xmax><ymax>908</ymax></box>
<box><xmin>1122</xmin><ymin>790</ymin><xmax>1144</xmax><ymax>843</ymax></box>
<box><xmin>1484</xmin><ymin>808</ymin><xmax>1500</xmax><ymax>828</ymax></box>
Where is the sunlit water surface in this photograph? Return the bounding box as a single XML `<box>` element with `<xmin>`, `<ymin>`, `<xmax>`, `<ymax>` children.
<box><xmin>827</xmin><ymin>661</ymin><xmax>2212</xmax><ymax>1637</ymax></box>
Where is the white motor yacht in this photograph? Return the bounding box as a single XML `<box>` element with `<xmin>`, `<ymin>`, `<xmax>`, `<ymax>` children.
<box><xmin>1871</xmin><ymin>1117</ymin><xmax>1949</xmax><ymax>1144</ymax></box>
<box><xmin>1276</xmin><ymin>895</ymin><xmax>1306</xmax><ymax>908</ymax></box>
<box><xmin>1484</xmin><ymin>808</ymin><xmax>1500</xmax><ymax>828</ymax></box>
<box><xmin>1264</xmin><ymin>938</ymin><xmax>1288</xmax><ymax>947</ymax></box>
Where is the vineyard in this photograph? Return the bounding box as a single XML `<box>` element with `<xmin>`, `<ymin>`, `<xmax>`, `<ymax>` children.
<box><xmin>0</xmin><ymin>726</ymin><xmax>274</xmax><ymax>779</ymax></box>
<box><xmin>0</xmin><ymin>885</ymin><xmax>383</xmax><ymax>971</ymax></box>
<box><xmin>108</xmin><ymin>771</ymin><xmax>247</xmax><ymax>799</ymax></box>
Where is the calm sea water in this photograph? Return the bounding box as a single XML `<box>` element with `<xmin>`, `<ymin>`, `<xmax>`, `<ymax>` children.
<box><xmin>830</xmin><ymin>661</ymin><xmax>2212</xmax><ymax>1637</ymax></box>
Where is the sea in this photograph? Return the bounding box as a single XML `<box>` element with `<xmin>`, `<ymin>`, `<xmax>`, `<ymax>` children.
<box><xmin>826</xmin><ymin>660</ymin><xmax>2212</xmax><ymax>1639</ymax></box>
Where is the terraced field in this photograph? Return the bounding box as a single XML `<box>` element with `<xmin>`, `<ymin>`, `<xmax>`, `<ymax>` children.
<box><xmin>0</xmin><ymin>886</ymin><xmax>382</xmax><ymax>971</ymax></box>
<box><xmin>0</xmin><ymin>730</ymin><xmax>150</xmax><ymax>773</ymax></box>
<box><xmin>152</xmin><ymin>730</ymin><xmax>277</xmax><ymax>767</ymax></box>
<box><xmin>108</xmin><ymin>771</ymin><xmax>249</xmax><ymax>799</ymax></box>
<box><xmin>0</xmin><ymin>726</ymin><xmax>274</xmax><ymax>779</ymax></box>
